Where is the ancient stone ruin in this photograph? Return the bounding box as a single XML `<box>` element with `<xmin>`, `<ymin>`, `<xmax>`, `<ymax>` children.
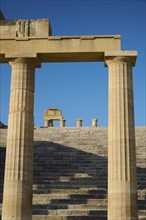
<box><xmin>0</xmin><ymin>9</ymin><xmax>145</xmax><ymax>220</ymax></box>
<box><xmin>44</xmin><ymin>108</ymin><xmax>65</xmax><ymax>127</ymax></box>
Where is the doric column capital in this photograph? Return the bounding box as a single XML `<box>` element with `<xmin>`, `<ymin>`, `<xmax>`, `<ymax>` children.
<box><xmin>9</xmin><ymin>57</ymin><xmax>41</xmax><ymax>68</ymax></box>
<box><xmin>104</xmin><ymin>51</ymin><xmax>137</xmax><ymax>67</ymax></box>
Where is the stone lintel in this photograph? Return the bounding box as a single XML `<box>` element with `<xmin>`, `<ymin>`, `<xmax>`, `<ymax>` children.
<box><xmin>0</xmin><ymin>37</ymin><xmax>121</xmax><ymax>63</ymax></box>
<box><xmin>104</xmin><ymin>50</ymin><xmax>137</xmax><ymax>66</ymax></box>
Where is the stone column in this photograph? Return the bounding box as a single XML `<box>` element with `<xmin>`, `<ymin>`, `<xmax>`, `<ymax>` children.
<box><xmin>2</xmin><ymin>58</ymin><xmax>40</xmax><ymax>220</ymax></box>
<box><xmin>76</xmin><ymin>119</ymin><xmax>83</xmax><ymax>128</ymax></box>
<box><xmin>60</xmin><ymin>119</ymin><xmax>66</xmax><ymax>127</ymax></box>
<box><xmin>105</xmin><ymin>51</ymin><xmax>138</xmax><ymax>220</ymax></box>
<box><xmin>44</xmin><ymin>120</ymin><xmax>49</xmax><ymax>127</ymax></box>
<box><xmin>92</xmin><ymin>119</ymin><xmax>98</xmax><ymax>127</ymax></box>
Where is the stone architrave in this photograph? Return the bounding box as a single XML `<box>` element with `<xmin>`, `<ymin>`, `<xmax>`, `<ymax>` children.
<box><xmin>2</xmin><ymin>58</ymin><xmax>40</xmax><ymax>220</ymax></box>
<box><xmin>105</xmin><ymin>51</ymin><xmax>138</xmax><ymax>220</ymax></box>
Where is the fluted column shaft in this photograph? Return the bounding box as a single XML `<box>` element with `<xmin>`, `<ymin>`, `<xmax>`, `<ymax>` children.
<box><xmin>106</xmin><ymin>55</ymin><xmax>138</xmax><ymax>220</ymax></box>
<box><xmin>2</xmin><ymin>58</ymin><xmax>39</xmax><ymax>220</ymax></box>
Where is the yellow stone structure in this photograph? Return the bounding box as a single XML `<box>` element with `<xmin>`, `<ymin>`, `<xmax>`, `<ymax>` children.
<box><xmin>0</xmin><ymin>11</ymin><xmax>138</xmax><ymax>220</ymax></box>
<box><xmin>44</xmin><ymin>108</ymin><xmax>64</xmax><ymax>127</ymax></box>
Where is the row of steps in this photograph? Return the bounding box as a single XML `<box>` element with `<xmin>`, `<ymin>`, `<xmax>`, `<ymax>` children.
<box><xmin>0</xmin><ymin>127</ymin><xmax>146</xmax><ymax>220</ymax></box>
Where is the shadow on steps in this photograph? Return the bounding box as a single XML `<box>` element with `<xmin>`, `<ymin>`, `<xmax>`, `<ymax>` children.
<box><xmin>32</xmin><ymin>141</ymin><xmax>107</xmax><ymax>216</ymax></box>
<box><xmin>32</xmin><ymin>141</ymin><xmax>146</xmax><ymax>218</ymax></box>
<box><xmin>0</xmin><ymin>141</ymin><xmax>146</xmax><ymax>219</ymax></box>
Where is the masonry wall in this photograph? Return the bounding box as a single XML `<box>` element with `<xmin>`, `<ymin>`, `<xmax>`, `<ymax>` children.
<box><xmin>0</xmin><ymin>127</ymin><xmax>145</xmax><ymax>220</ymax></box>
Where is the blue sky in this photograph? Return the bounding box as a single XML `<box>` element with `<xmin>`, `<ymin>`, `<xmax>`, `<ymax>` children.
<box><xmin>0</xmin><ymin>0</ymin><xmax>145</xmax><ymax>127</ymax></box>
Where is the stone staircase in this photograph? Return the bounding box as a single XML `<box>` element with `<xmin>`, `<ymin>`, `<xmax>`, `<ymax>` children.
<box><xmin>0</xmin><ymin>127</ymin><xmax>146</xmax><ymax>220</ymax></box>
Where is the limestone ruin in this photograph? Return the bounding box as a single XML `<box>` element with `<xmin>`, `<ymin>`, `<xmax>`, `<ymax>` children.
<box><xmin>0</xmin><ymin>10</ymin><xmax>142</xmax><ymax>220</ymax></box>
<box><xmin>44</xmin><ymin>108</ymin><xmax>64</xmax><ymax>127</ymax></box>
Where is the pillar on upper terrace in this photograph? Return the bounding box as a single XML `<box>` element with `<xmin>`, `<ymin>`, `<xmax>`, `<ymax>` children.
<box><xmin>76</xmin><ymin>119</ymin><xmax>83</xmax><ymax>128</ymax></box>
<box><xmin>2</xmin><ymin>58</ymin><xmax>40</xmax><ymax>220</ymax></box>
<box><xmin>105</xmin><ymin>51</ymin><xmax>138</xmax><ymax>220</ymax></box>
<box><xmin>92</xmin><ymin>119</ymin><xmax>98</xmax><ymax>127</ymax></box>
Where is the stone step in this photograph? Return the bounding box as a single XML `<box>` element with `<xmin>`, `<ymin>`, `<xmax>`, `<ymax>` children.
<box><xmin>0</xmin><ymin>175</ymin><xmax>107</xmax><ymax>181</ymax></box>
<box><xmin>33</xmin><ymin>152</ymin><xmax>107</xmax><ymax>157</ymax></box>
<box><xmin>33</xmin><ymin>168</ymin><xmax>107</xmax><ymax>172</ymax></box>
<box><xmin>34</xmin><ymin>164</ymin><xmax>106</xmax><ymax>168</ymax></box>
<box><xmin>33</xmin><ymin>177</ymin><xmax>107</xmax><ymax>182</ymax></box>
<box><xmin>32</xmin><ymin>209</ymin><xmax>107</xmax><ymax>216</ymax></box>
<box><xmin>33</xmin><ymin>196</ymin><xmax>107</xmax><ymax>204</ymax></box>
<box><xmin>32</xmin><ymin>175</ymin><xmax>107</xmax><ymax>180</ymax></box>
<box><xmin>32</xmin><ymin>177</ymin><xmax>107</xmax><ymax>182</ymax></box>
<box><xmin>32</xmin><ymin>216</ymin><xmax>107</xmax><ymax>220</ymax></box>
<box><xmin>33</xmin><ymin>161</ymin><xmax>107</xmax><ymax>164</ymax></box>
<box><xmin>33</xmin><ymin>143</ymin><xmax>107</xmax><ymax>146</ymax></box>
<box><xmin>32</xmin><ymin>188</ymin><xmax>107</xmax><ymax>194</ymax></box>
<box><xmin>33</xmin><ymin>201</ymin><xmax>107</xmax><ymax>210</ymax></box>
<box><xmin>33</xmin><ymin>166</ymin><xmax>108</xmax><ymax>170</ymax></box>
<box><xmin>33</xmin><ymin>175</ymin><xmax>107</xmax><ymax>179</ymax></box>
<box><xmin>34</xmin><ymin>149</ymin><xmax>107</xmax><ymax>153</ymax></box>
<box><xmin>34</xmin><ymin>156</ymin><xmax>107</xmax><ymax>159</ymax></box>
<box><xmin>32</xmin><ymin>182</ymin><xmax>107</xmax><ymax>187</ymax></box>
<box><xmin>0</xmin><ymin>191</ymin><xmax>145</xmax><ymax>203</ymax></box>
<box><xmin>33</xmin><ymin>178</ymin><xmax>107</xmax><ymax>184</ymax></box>
<box><xmin>32</xmin><ymin>183</ymin><xmax>107</xmax><ymax>188</ymax></box>
<box><xmin>0</xmin><ymin>127</ymin><xmax>145</xmax><ymax>220</ymax></box>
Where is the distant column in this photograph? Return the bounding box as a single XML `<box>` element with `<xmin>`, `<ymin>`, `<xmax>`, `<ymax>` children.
<box><xmin>2</xmin><ymin>58</ymin><xmax>40</xmax><ymax>220</ymax></box>
<box><xmin>60</xmin><ymin>119</ymin><xmax>66</xmax><ymax>127</ymax></box>
<box><xmin>76</xmin><ymin>119</ymin><xmax>83</xmax><ymax>128</ymax></box>
<box><xmin>105</xmin><ymin>52</ymin><xmax>138</xmax><ymax>220</ymax></box>
<box><xmin>92</xmin><ymin>119</ymin><xmax>98</xmax><ymax>127</ymax></box>
<box><xmin>44</xmin><ymin>120</ymin><xmax>49</xmax><ymax>127</ymax></box>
